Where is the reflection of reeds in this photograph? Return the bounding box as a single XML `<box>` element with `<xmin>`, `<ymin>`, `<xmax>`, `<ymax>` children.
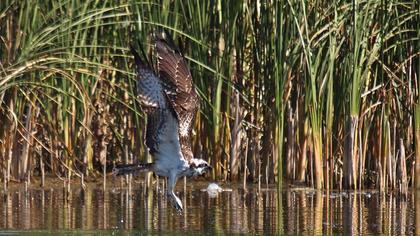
<box><xmin>1</xmin><ymin>187</ymin><xmax>418</xmax><ymax>233</ymax></box>
<box><xmin>0</xmin><ymin>1</ymin><xmax>418</xmax><ymax>191</ymax></box>
<box><xmin>314</xmin><ymin>191</ymin><xmax>323</xmax><ymax>234</ymax></box>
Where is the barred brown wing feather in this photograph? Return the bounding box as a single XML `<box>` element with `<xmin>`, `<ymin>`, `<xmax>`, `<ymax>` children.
<box><xmin>136</xmin><ymin>71</ymin><xmax>167</xmax><ymax>112</ymax></box>
<box><xmin>178</xmin><ymin>105</ymin><xmax>198</xmax><ymax>161</ymax></box>
<box><xmin>155</xmin><ymin>37</ymin><xmax>198</xmax><ymax>109</ymax></box>
<box><xmin>154</xmin><ymin>33</ymin><xmax>199</xmax><ymax>162</ymax></box>
<box><xmin>131</xmin><ymin>46</ymin><xmax>181</xmax><ymax>157</ymax></box>
<box><xmin>156</xmin><ymin>48</ymin><xmax>193</xmax><ymax>94</ymax></box>
<box><xmin>132</xmin><ymin>46</ymin><xmax>167</xmax><ymax>112</ymax></box>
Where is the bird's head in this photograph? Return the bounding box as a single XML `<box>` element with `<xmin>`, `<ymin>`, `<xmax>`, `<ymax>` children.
<box><xmin>187</xmin><ymin>158</ymin><xmax>212</xmax><ymax>177</ymax></box>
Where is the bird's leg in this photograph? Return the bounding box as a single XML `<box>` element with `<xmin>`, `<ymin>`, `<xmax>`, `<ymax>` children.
<box><xmin>167</xmin><ymin>174</ymin><xmax>183</xmax><ymax>212</ymax></box>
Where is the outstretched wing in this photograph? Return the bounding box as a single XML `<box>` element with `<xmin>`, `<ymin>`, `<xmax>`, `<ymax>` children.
<box><xmin>131</xmin><ymin>46</ymin><xmax>166</xmax><ymax>112</ymax></box>
<box><xmin>131</xmin><ymin>46</ymin><xmax>181</xmax><ymax>157</ymax></box>
<box><xmin>154</xmin><ymin>32</ymin><xmax>199</xmax><ymax>162</ymax></box>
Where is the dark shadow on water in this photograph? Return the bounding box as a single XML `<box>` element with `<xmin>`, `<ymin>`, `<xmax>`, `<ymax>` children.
<box><xmin>0</xmin><ymin>183</ymin><xmax>417</xmax><ymax>235</ymax></box>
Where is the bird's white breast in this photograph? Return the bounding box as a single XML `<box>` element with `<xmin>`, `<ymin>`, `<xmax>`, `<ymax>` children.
<box><xmin>152</xmin><ymin>111</ymin><xmax>188</xmax><ymax>177</ymax></box>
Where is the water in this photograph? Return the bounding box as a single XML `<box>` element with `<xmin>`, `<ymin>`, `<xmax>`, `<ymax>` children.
<box><xmin>0</xmin><ymin>181</ymin><xmax>417</xmax><ymax>235</ymax></box>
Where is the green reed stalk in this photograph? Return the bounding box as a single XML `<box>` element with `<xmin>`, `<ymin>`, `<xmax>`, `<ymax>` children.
<box><xmin>274</xmin><ymin>0</ymin><xmax>287</xmax><ymax>189</ymax></box>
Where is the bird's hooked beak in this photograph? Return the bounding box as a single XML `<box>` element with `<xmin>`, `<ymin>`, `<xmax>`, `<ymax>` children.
<box><xmin>202</xmin><ymin>164</ymin><xmax>212</xmax><ymax>177</ymax></box>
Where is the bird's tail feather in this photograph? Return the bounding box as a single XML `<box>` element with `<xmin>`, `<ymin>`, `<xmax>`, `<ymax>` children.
<box><xmin>112</xmin><ymin>163</ymin><xmax>153</xmax><ymax>176</ymax></box>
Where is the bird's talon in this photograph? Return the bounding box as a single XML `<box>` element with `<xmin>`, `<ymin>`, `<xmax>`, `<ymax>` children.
<box><xmin>168</xmin><ymin>192</ymin><xmax>183</xmax><ymax>212</ymax></box>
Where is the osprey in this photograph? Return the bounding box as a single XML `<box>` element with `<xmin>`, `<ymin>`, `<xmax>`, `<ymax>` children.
<box><xmin>113</xmin><ymin>32</ymin><xmax>211</xmax><ymax>211</ymax></box>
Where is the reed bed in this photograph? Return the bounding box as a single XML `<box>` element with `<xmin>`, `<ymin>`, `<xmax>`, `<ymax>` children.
<box><xmin>0</xmin><ymin>0</ymin><xmax>419</xmax><ymax>191</ymax></box>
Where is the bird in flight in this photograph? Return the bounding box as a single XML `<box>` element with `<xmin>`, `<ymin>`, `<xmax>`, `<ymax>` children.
<box><xmin>113</xmin><ymin>31</ymin><xmax>211</xmax><ymax>212</ymax></box>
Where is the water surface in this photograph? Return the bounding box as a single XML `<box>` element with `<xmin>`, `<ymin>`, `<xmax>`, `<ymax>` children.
<box><xmin>0</xmin><ymin>181</ymin><xmax>417</xmax><ymax>235</ymax></box>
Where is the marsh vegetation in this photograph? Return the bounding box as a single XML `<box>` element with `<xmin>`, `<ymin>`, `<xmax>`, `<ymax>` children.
<box><xmin>0</xmin><ymin>0</ymin><xmax>419</xmax><ymax>193</ymax></box>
